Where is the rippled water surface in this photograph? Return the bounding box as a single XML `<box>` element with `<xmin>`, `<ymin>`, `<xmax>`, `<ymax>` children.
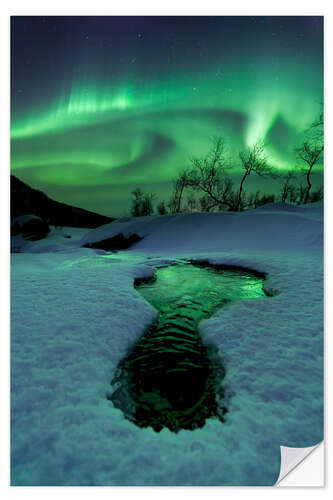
<box><xmin>138</xmin><ymin>263</ymin><xmax>266</xmax><ymax>319</ymax></box>
<box><xmin>110</xmin><ymin>263</ymin><xmax>267</xmax><ymax>432</ymax></box>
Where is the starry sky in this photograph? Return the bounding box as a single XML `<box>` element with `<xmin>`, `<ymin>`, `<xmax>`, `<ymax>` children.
<box><xmin>11</xmin><ymin>16</ymin><xmax>323</xmax><ymax>216</ymax></box>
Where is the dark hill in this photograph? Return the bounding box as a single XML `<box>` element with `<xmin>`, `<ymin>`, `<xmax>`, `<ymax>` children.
<box><xmin>11</xmin><ymin>175</ymin><xmax>115</xmax><ymax>228</ymax></box>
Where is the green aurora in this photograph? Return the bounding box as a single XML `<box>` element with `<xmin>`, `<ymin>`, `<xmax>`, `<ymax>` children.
<box><xmin>11</xmin><ymin>16</ymin><xmax>323</xmax><ymax>216</ymax></box>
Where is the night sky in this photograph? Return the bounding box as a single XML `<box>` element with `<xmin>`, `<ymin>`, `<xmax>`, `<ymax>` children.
<box><xmin>11</xmin><ymin>16</ymin><xmax>323</xmax><ymax>216</ymax></box>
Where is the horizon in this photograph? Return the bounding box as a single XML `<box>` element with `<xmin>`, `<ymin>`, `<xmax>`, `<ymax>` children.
<box><xmin>12</xmin><ymin>169</ymin><xmax>324</xmax><ymax>219</ymax></box>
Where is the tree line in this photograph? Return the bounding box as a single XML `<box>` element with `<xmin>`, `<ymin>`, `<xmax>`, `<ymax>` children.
<box><xmin>130</xmin><ymin>113</ymin><xmax>323</xmax><ymax>217</ymax></box>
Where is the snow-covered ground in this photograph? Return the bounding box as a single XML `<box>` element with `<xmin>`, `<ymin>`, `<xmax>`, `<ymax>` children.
<box><xmin>11</xmin><ymin>202</ymin><xmax>323</xmax><ymax>485</ymax></box>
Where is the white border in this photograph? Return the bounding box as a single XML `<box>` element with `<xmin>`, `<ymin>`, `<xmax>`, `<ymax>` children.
<box><xmin>2</xmin><ymin>0</ymin><xmax>332</xmax><ymax>15</ymax></box>
<box><xmin>2</xmin><ymin>1</ymin><xmax>331</xmax><ymax>497</ymax></box>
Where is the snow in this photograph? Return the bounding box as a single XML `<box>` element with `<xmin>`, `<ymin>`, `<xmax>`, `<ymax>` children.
<box><xmin>12</xmin><ymin>214</ymin><xmax>42</xmax><ymax>224</ymax></box>
<box><xmin>11</xmin><ymin>202</ymin><xmax>323</xmax><ymax>485</ymax></box>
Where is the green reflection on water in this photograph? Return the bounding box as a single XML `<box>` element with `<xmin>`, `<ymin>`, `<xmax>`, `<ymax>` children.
<box><xmin>137</xmin><ymin>263</ymin><xmax>266</xmax><ymax>321</ymax></box>
<box><xmin>110</xmin><ymin>263</ymin><xmax>267</xmax><ymax>433</ymax></box>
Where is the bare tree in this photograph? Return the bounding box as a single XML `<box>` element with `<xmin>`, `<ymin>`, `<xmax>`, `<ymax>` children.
<box><xmin>157</xmin><ymin>200</ymin><xmax>167</xmax><ymax>215</ymax></box>
<box><xmin>131</xmin><ymin>188</ymin><xmax>155</xmax><ymax>216</ymax></box>
<box><xmin>253</xmin><ymin>189</ymin><xmax>261</xmax><ymax>209</ymax></box>
<box><xmin>288</xmin><ymin>185</ymin><xmax>298</xmax><ymax>204</ymax></box>
<box><xmin>186</xmin><ymin>193</ymin><xmax>197</xmax><ymax>212</ymax></box>
<box><xmin>131</xmin><ymin>188</ymin><xmax>144</xmax><ymax>217</ymax></box>
<box><xmin>188</xmin><ymin>137</ymin><xmax>235</xmax><ymax>211</ymax></box>
<box><xmin>256</xmin><ymin>193</ymin><xmax>275</xmax><ymax>207</ymax></box>
<box><xmin>236</xmin><ymin>140</ymin><xmax>275</xmax><ymax>211</ymax></box>
<box><xmin>168</xmin><ymin>169</ymin><xmax>190</xmax><ymax>213</ymax></box>
<box><xmin>310</xmin><ymin>186</ymin><xmax>323</xmax><ymax>203</ymax></box>
<box><xmin>293</xmin><ymin>109</ymin><xmax>324</xmax><ymax>205</ymax></box>
<box><xmin>296</xmin><ymin>183</ymin><xmax>307</xmax><ymax>205</ymax></box>
<box><xmin>307</xmin><ymin>108</ymin><xmax>324</xmax><ymax>141</ymax></box>
<box><xmin>199</xmin><ymin>194</ymin><xmax>216</xmax><ymax>212</ymax></box>
<box><xmin>141</xmin><ymin>192</ymin><xmax>156</xmax><ymax>215</ymax></box>
<box><xmin>296</xmin><ymin>141</ymin><xmax>323</xmax><ymax>204</ymax></box>
<box><xmin>280</xmin><ymin>171</ymin><xmax>296</xmax><ymax>203</ymax></box>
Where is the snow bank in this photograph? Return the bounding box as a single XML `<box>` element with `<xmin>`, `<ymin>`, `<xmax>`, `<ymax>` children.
<box><xmin>12</xmin><ymin>226</ymin><xmax>90</xmax><ymax>253</ymax></box>
<box><xmin>11</xmin><ymin>202</ymin><xmax>323</xmax><ymax>485</ymax></box>
<box><xmin>81</xmin><ymin>203</ymin><xmax>323</xmax><ymax>253</ymax></box>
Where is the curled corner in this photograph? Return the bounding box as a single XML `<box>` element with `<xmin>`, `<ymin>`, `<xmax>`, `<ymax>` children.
<box><xmin>275</xmin><ymin>442</ymin><xmax>323</xmax><ymax>485</ymax></box>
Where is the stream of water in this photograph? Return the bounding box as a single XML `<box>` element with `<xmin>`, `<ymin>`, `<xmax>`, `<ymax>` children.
<box><xmin>110</xmin><ymin>262</ymin><xmax>268</xmax><ymax>433</ymax></box>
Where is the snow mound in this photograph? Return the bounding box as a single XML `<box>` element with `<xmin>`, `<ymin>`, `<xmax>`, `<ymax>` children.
<box><xmin>81</xmin><ymin>202</ymin><xmax>323</xmax><ymax>254</ymax></box>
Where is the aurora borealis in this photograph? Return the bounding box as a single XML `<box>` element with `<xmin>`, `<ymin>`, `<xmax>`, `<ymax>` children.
<box><xmin>11</xmin><ymin>16</ymin><xmax>323</xmax><ymax>216</ymax></box>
